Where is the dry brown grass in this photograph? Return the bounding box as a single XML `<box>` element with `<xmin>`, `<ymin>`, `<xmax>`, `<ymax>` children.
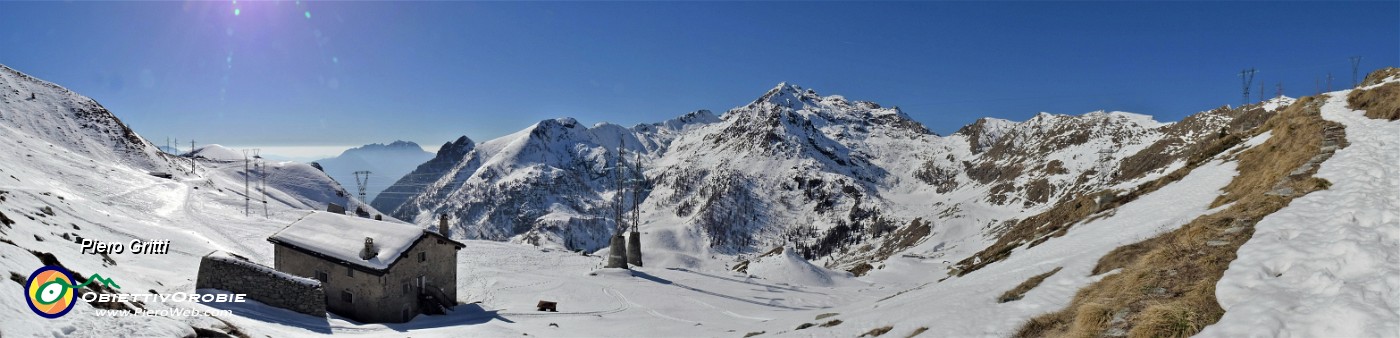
<box><xmin>1213</xmin><ymin>95</ymin><xmax>1346</xmax><ymax>207</ymax></box>
<box><xmin>1348</xmin><ymin>81</ymin><xmax>1400</xmax><ymax>120</ymax></box>
<box><xmin>905</xmin><ymin>327</ymin><xmax>927</xmax><ymax>337</ymax></box>
<box><xmin>1013</xmin><ymin>93</ymin><xmax>1348</xmax><ymax>338</ymax></box>
<box><xmin>998</xmin><ymin>267</ymin><xmax>1064</xmax><ymax>303</ymax></box>
<box><xmin>1359</xmin><ymin>67</ymin><xmax>1400</xmax><ymax>87</ymax></box>
<box><xmin>1092</xmin><ymin>240</ymin><xmax>1153</xmax><ymax>275</ymax></box>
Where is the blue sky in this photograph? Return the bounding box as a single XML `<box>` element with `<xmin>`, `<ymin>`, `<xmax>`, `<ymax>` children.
<box><xmin>1</xmin><ymin>1</ymin><xmax>1395</xmax><ymax>160</ymax></box>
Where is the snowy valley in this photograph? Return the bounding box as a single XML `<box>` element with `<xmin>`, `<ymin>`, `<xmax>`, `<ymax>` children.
<box><xmin>0</xmin><ymin>63</ymin><xmax>1397</xmax><ymax>338</ymax></box>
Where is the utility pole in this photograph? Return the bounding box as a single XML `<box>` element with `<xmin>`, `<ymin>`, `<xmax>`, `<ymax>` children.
<box><xmin>1240</xmin><ymin>68</ymin><xmax>1256</xmax><ymax>106</ymax></box>
<box><xmin>615</xmin><ymin>147</ymin><xmax>626</xmax><ymax>235</ymax></box>
<box><xmin>255</xmin><ymin>151</ymin><xmax>267</xmax><ymax>218</ymax></box>
<box><xmin>190</xmin><ymin>140</ymin><xmax>197</xmax><ymax>174</ymax></box>
<box><xmin>1351</xmin><ymin>56</ymin><xmax>1363</xmax><ymax>87</ymax></box>
<box><xmin>627</xmin><ymin>152</ymin><xmax>643</xmax><ymax>267</ymax></box>
<box><xmin>354</xmin><ymin>171</ymin><xmax>372</xmax><ymax>212</ymax></box>
<box><xmin>1328</xmin><ymin>72</ymin><xmax>1334</xmax><ymax>91</ymax></box>
<box><xmin>1259</xmin><ymin>82</ymin><xmax>1265</xmax><ymax>102</ymax></box>
<box><xmin>1276</xmin><ymin>82</ymin><xmax>1283</xmax><ymax>99</ymax></box>
<box><xmin>242</xmin><ymin>149</ymin><xmax>251</xmax><ymax>216</ymax></box>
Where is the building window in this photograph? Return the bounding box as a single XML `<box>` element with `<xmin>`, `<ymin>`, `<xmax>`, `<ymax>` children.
<box><xmin>402</xmin><ymin>282</ymin><xmax>410</xmax><ymax>294</ymax></box>
<box><xmin>346</xmin><ymin>266</ymin><xmax>354</xmax><ymax>277</ymax></box>
<box><xmin>314</xmin><ymin>270</ymin><xmax>328</xmax><ymax>283</ymax></box>
<box><xmin>419</xmin><ymin>252</ymin><xmax>426</xmax><ymax>262</ymax></box>
<box><xmin>341</xmin><ymin>290</ymin><xmax>353</xmax><ymax>304</ymax></box>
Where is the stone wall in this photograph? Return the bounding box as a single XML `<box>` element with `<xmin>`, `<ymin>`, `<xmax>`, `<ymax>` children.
<box><xmin>196</xmin><ymin>251</ymin><xmax>326</xmax><ymax>317</ymax></box>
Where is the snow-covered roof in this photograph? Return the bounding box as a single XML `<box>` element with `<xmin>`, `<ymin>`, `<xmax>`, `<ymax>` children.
<box><xmin>267</xmin><ymin>212</ymin><xmax>460</xmax><ymax>272</ymax></box>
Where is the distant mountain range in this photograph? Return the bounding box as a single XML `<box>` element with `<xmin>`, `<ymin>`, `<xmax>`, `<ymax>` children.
<box><xmin>315</xmin><ymin>141</ymin><xmax>434</xmax><ymax>202</ymax></box>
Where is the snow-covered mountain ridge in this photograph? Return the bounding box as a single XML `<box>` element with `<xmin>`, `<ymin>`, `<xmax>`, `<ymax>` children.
<box><xmin>378</xmin><ymin>82</ymin><xmax>1261</xmax><ymax>274</ymax></box>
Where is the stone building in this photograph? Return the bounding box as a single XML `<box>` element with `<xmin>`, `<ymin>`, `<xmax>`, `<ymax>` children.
<box><xmin>267</xmin><ymin>211</ymin><xmax>464</xmax><ymax>323</ymax></box>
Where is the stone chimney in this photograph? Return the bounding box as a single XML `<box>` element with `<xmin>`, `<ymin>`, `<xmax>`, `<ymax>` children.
<box><xmin>439</xmin><ymin>214</ymin><xmax>449</xmax><ymax>236</ymax></box>
<box><xmin>359</xmin><ymin>237</ymin><xmax>375</xmax><ymax>260</ymax></box>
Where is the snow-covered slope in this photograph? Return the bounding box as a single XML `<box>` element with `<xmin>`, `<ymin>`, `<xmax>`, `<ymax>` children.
<box><xmin>186</xmin><ymin>144</ymin><xmax>245</xmax><ymax>162</ymax></box>
<box><xmin>0</xmin><ymin>65</ymin><xmax>375</xmax><ymax>336</ymax></box>
<box><xmin>314</xmin><ymin>141</ymin><xmax>433</xmax><ymax>202</ymax></box>
<box><xmin>0</xmin><ymin>65</ymin><xmax>178</xmax><ymax>171</ymax></box>
<box><xmin>1200</xmin><ymin>84</ymin><xmax>1400</xmax><ymax>337</ymax></box>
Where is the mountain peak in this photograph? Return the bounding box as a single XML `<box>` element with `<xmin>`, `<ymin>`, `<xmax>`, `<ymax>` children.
<box><xmin>752</xmin><ymin>82</ymin><xmax>821</xmax><ymax>108</ymax></box>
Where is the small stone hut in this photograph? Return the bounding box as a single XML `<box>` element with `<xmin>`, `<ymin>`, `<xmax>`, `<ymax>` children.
<box><xmin>267</xmin><ymin>211</ymin><xmax>464</xmax><ymax>323</ymax></box>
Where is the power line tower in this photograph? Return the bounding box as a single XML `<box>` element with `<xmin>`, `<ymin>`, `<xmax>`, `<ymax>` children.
<box><xmin>627</xmin><ymin>152</ymin><xmax>644</xmax><ymax>267</ymax></box>
<box><xmin>606</xmin><ymin>143</ymin><xmax>629</xmax><ymax>269</ymax></box>
<box><xmin>1327</xmin><ymin>72</ymin><xmax>1334</xmax><ymax>91</ymax></box>
<box><xmin>353</xmin><ymin>171</ymin><xmax>372</xmax><ymax>210</ymax></box>
<box><xmin>1259</xmin><ymin>82</ymin><xmax>1265</xmax><ymax>102</ymax></box>
<box><xmin>1240</xmin><ymin>68</ymin><xmax>1257</xmax><ymax>106</ymax></box>
<box><xmin>1351</xmin><ymin>56</ymin><xmax>1363</xmax><ymax>87</ymax></box>
<box><xmin>255</xmin><ymin>152</ymin><xmax>267</xmax><ymax>218</ymax></box>
<box><xmin>242</xmin><ymin>149</ymin><xmax>252</xmax><ymax>216</ymax></box>
<box><xmin>1097</xmin><ymin>146</ymin><xmax>1117</xmax><ymax>180</ymax></box>
<box><xmin>1276</xmin><ymin>82</ymin><xmax>1283</xmax><ymax>98</ymax></box>
<box><xmin>190</xmin><ymin>140</ymin><xmax>197</xmax><ymax>174</ymax></box>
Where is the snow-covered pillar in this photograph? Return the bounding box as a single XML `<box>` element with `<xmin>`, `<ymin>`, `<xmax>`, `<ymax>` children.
<box><xmin>607</xmin><ymin>235</ymin><xmax>628</xmax><ymax>269</ymax></box>
<box><xmin>626</xmin><ymin>231</ymin><xmax>642</xmax><ymax>267</ymax></box>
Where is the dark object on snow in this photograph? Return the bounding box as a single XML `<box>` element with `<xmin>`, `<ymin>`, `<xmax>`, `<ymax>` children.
<box><xmin>327</xmin><ymin>203</ymin><xmax>346</xmax><ymax>214</ymax></box>
<box><xmin>537</xmin><ymin>300</ymin><xmax>557</xmax><ymax>312</ymax></box>
<box><xmin>149</xmin><ymin>172</ymin><xmax>173</xmax><ymax>179</ymax></box>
